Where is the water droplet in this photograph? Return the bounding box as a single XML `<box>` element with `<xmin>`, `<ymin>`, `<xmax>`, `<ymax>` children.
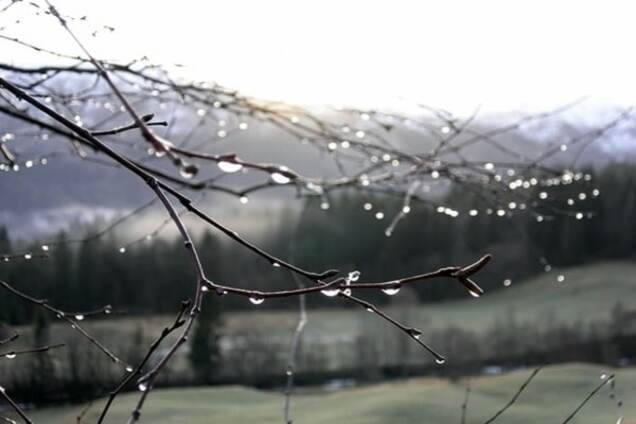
<box><xmin>320</xmin><ymin>201</ymin><xmax>330</xmax><ymax>210</ymax></box>
<box><xmin>355</xmin><ymin>130</ymin><xmax>365</xmax><ymax>138</ymax></box>
<box><xmin>25</xmin><ymin>160</ymin><xmax>33</xmax><ymax>168</ymax></box>
<box><xmin>104</xmin><ymin>305</ymin><xmax>112</xmax><ymax>314</ymax></box>
<box><xmin>5</xmin><ymin>353</ymin><xmax>16</xmax><ymax>359</ymax></box>
<box><xmin>435</xmin><ymin>358</ymin><xmax>446</xmax><ymax>364</ymax></box>
<box><xmin>484</xmin><ymin>163</ymin><xmax>494</xmax><ymax>171</ymax></box>
<box><xmin>401</xmin><ymin>205</ymin><xmax>411</xmax><ymax>214</ymax></box>
<box><xmin>138</xmin><ymin>383</ymin><xmax>148</xmax><ymax>392</ymax></box>
<box><xmin>539</xmin><ymin>192</ymin><xmax>548</xmax><ymax>199</ymax></box>
<box><xmin>272</xmin><ymin>262</ymin><xmax>281</xmax><ymax>268</ymax></box>
<box><xmin>431</xmin><ymin>170</ymin><xmax>440</xmax><ymax>179</ymax></box>
<box><xmin>469</xmin><ymin>209</ymin><xmax>478</xmax><ymax>216</ymax></box>
<box><xmin>41</xmin><ymin>245</ymin><xmax>49</xmax><ymax>251</ymax></box>
<box><xmin>381</xmin><ymin>285</ymin><xmax>401</xmax><ymax>296</ymax></box>
<box><xmin>503</xmin><ymin>279</ymin><xmax>512</xmax><ymax>287</ymax></box>
<box><xmin>440</xmin><ymin>126</ymin><xmax>450</xmax><ymax>134</ymax></box>
<box><xmin>125</xmin><ymin>366</ymin><xmax>134</xmax><ymax>373</ymax></box>
<box><xmin>201</xmin><ymin>285</ymin><xmax>210</xmax><ymax>293</ymax></box>
<box><xmin>286</xmin><ymin>369</ymin><xmax>293</xmax><ymax>376</ymax></box>
<box><xmin>249</xmin><ymin>296</ymin><xmax>265</xmax><ymax>305</ymax></box>
<box><xmin>575</xmin><ymin>212</ymin><xmax>583</xmax><ymax>220</ymax></box>
<box><xmin>238</xmin><ymin>122</ymin><xmax>248</xmax><ymax>130</ymax></box>
<box><xmin>321</xmin><ymin>288</ymin><xmax>340</xmax><ymax>297</ymax></box>
<box><xmin>74</xmin><ymin>314</ymin><xmax>85</xmax><ymax>321</ymax></box>
<box><xmin>239</xmin><ymin>196</ymin><xmax>249</xmax><ymax>204</ymax></box>
<box><xmin>217</xmin><ymin>130</ymin><xmax>227</xmax><ymax>138</ymax></box>
<box><xmin>179</xmin><ymin>163</ymin><xmax>198</xmax><ymax>179</ymax></box>
<box><xmin>365</xmin><ymin>307</ymin><xmax>374</xmax><ymax>313</ymax></box>
<box><xmin>347</xmin><ymin>271</ymin><xmax>361</xmax><ymax>282</ymax></box>
<box><xmin>375</xmin><ymin>212</ymin><xmax>384</xmax><ymax>220</ymax></box>
<box><xmin>407</xmin><ymin>328</ymin><xmax>422</xmax><ymax>340</ymax></box>
<box><xmin>218</xmin><ymin>161</ymin><xmax>243</xmax><ymax>173</ymax></box>
<box><xmin>119</xmin><ymin>247</ymin><xmax>126</xmax><ymax>254</ymax></box>
<box><xmin>468</xmin><ymin>289</ymin><xmax>481</xmax><ymax>298</ymax></box>
<box><xmin>600</xmin><ymin>373</ymin><xmax>608</xmax><ymax>380</ymax></box>
<box><xmin>24</xmin><ymin>253</ymin><xmax>32</xmax><ymax>260</ymax></box>
<box><xmin>271</xmin><ymin>172</ymin><xmax>291</xmax><ymax>184</ymax></box>
<box><xmin>363</xmin><ymin>203</ymin><xmax>373</xmax><ymax>211</ymax></box>
<box><xmin>556</xmin><ymin>274</ymin><xmax>565</xmax><ymax>283</ymax></box>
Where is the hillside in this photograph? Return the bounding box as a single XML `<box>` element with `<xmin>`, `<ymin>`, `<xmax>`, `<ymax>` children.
<box><xmin>22</xmin><ymin>363</ymin><xmax>634</xmax><ymax>424</ymax></box>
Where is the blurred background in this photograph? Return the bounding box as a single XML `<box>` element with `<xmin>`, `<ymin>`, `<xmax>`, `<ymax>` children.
<box><xmin>1</xmin><ymin>1</ymin><xmax>635</xmax><ymax>423</ymax></box>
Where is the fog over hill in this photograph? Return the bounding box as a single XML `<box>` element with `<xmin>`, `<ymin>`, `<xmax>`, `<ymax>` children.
<box><xmin>1</xmin><ymin>94</ymin><xmax>635</xmax><ymax>241</ymax></box>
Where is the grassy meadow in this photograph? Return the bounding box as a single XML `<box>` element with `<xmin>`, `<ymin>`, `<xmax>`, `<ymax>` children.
<box><xmin>22</xmin><ymin>363</ymin><xmax>633</xmax><ymax>424</ymax></box>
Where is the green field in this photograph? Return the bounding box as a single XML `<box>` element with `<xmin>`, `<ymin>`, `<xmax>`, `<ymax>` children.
<box><xmin>21</xmin><ymin>363</ymin><xmax>634</xmax><ymax>424</ymax></box>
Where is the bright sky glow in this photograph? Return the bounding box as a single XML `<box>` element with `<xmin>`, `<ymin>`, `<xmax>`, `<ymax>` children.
<box><xmin>2</xmin><ymin>0</ymin><xmax>636</xmax><ymax>113</ymax></box>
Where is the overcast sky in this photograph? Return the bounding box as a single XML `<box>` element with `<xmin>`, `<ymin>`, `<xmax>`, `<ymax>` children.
<box><xmin>2</xmin><ymin>1</ymin><xmax>635</xmax><ymax>114</ymax></box>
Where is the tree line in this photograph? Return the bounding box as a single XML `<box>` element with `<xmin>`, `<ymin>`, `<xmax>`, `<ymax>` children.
<box><xmin>1</xmin><ymin>162</ymin><xmax>636</xmax><ymax>325</ymax></box>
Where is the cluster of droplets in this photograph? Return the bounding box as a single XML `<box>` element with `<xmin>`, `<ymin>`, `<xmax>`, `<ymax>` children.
<box><xmin>0</xmin><ymin>157</ymin><xmax>49</xmax><ymax>173</ymax></box>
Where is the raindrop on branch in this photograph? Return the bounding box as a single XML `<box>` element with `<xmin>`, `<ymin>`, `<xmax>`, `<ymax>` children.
<box><xmin>249</xmin><ymin>296</ymin><xmax>265</xmax><ymax>305</ymax></box>
<box><xmin>218</xmin><ymin>161</ymin><xmax>243</xmax><ymax>173</ymax></box>
<box><xmin>321</xmin><ymin>288</ymin><xmax>340</xmax><ymax>297</ymax></box>
<box><xmin>381</xmin><ymin>285</ymin><xmax>401</xmax><ymax>296</ymax></box>
<box><xmin>271</xmin><ymin>171</ymin><xmax>291</xmax><ymax>184</ymax></box>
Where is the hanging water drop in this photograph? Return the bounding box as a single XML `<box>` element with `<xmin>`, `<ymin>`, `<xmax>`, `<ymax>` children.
<box><xmin>218</xmin><ymin>161</ymin><xmax>243</xmax><ymax>173</ymax></box>
<box><xmin>321</xmin><ymin>288</ymin><xmax>340</xmax><ymax>297</ymax></box>
<box><xmin>119</xmin><ymin>247</ymin><xmax>126</xmax><ymax>254</ymax></box>
<box><xmin>41</xmin><ymin>245</ymin><xmax>49</xmax><ymax>251</ymax></box>
<box><xmin>239</xmin><ymin>196</ymin><xmax>249</xmax><ymax>204</ymax></box>
<box><xmin>556</xmin><ymin>274</ymin><xmax>565</xmax><ymax>283</ymax></box>
<box><xmin>74</xmin><ymin>314</ymin><xmax>85</xmax><ymax>321</ymax></box>
<box><xmin>271</xmin><ymin>172</ymin><xmax>291</xmax><ymax>184</ymax></box>
<box><xmin>125</xmin><ymin>365</ymin><xmax>134</xmax><ymax>373</ymax></box>
<box><xmin>468</xmin><ymin>289</ymin><xmax>481</xmax><ymax>298</ymax></box>
<box><xmin>435</xmin><ymin>358</ymin><xmax>446</xmax><ymax>365</ymax></box>
<box><xmin>272</xmin><ymin>262</ymin><xmax>281</xmax><ymax>268</ymax></box>
<box><xmin>5</xmin><ymin>352</ymin><xmax>16</xmax><ymax>359</ymax></box>
<box><xmin>179</xmin><ymin>163</ymin><xmax>198</xmax><ymax>179</ymax></box>
<box><xmin>382</xmin><ymin>285</ymin><xmax>401</xmax><ymax>296</ymax></box>
<box><xmin>249</xmin><ymin>296</ymin><xmax>265</xmax><ymax>305</ymax></box>
<box><xmin>201</xmin><ymin>285</ymin><xmax>210</xmax><ymax>293</ymax></box>
<box><xmin>138</xmin><ymin>383</ymin><xmax>148</xmax><ymax>392</ymax></box>
<box><xmin>24</xmin><ymin>253</ymin><xmax>32</xmax><ymax>260</ymax></box>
